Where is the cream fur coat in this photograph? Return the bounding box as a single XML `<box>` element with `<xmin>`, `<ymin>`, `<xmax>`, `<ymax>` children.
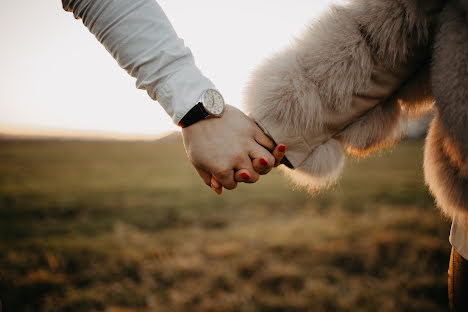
<box><xmin>244</xmin><ymin>0</ymin><xmax>467</xmax><ymax>219</ymax></box>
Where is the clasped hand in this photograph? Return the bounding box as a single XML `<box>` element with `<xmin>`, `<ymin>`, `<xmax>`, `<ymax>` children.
<box><xmin>182</xmin><ymin>105</ymin><xmax>285</xmax><ymax>194</ymax></box>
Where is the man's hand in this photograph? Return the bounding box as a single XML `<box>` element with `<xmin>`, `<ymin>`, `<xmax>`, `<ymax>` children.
<box><xmin>182</xmin><ymin>105</ymin><xmax>279</xmax><ymax>191</ymax></box>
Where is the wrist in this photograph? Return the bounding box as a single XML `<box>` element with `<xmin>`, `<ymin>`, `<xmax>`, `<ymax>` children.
<box><xmin>178</xmin><ymin>89</ymin><xmax>225</xmax><ymax>128</ymax></box>
<box><xmin>154</xmin><ymin>66</ymin><xmax>216</xmax><ymax>125</ymax></box>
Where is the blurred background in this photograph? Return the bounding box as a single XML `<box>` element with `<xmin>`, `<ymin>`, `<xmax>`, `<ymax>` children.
<box><xmin>0</xmin><ymin>0</ymin><xmax>331</xmax><ymax>139</ymax></box>
<box><xmin>0</xmin><ymin>0</ymin><xmax>449</xmax><ymax>311</ymax></box>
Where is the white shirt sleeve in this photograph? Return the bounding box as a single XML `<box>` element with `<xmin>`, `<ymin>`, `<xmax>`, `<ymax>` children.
<box><xmin>62</xmin><ymin>0</ymin><xmax>216</xmax><ymax>124</ymax></box>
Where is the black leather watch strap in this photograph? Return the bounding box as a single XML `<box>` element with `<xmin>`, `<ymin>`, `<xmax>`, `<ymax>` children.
<box><xmin>178</xmin><ymin>103</ymin><xmax>209</xmax><ymax>128</ymax></box>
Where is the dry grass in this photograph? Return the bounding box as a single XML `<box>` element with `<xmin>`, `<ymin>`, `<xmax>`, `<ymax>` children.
<box><xmin>0</xmin><ymin>137</ymin><xmax>450</xmax><ymax>311</ymax></box>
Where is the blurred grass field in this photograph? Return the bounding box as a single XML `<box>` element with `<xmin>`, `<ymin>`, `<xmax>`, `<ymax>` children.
<box><xmin>0</xmin><ymin>136</ymin><xmax>451</xmax><ymax>311</ymax></box>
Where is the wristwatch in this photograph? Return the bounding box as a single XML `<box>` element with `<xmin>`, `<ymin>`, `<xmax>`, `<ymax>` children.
<box><xmin>178</xmin><ymin>89</ymin><xmax>225</xmax><ymax>128</ymax></box>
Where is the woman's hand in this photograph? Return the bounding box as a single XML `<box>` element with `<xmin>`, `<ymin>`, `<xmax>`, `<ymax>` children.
<box><xmin>182</xmin><ymin>105</ymin><xmax>281</xmax><ymax>192</ymax></box>
<box><xmin>210</xmin><ymin>144</ymin><xmax>286</xmax><ymax>195</ymax></box>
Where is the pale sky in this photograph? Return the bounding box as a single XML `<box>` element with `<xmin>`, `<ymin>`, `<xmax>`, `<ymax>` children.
<box><xmin>0</xmin><ymin>0</ymin><xmax>332</xmax><ymax>138</ymax></box>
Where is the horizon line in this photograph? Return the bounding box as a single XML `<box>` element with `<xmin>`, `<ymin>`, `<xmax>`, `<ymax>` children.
<box><xmin>0</xmin><ymin>124</ymin><xmax>178</xmax><ymax>141</ymax></box>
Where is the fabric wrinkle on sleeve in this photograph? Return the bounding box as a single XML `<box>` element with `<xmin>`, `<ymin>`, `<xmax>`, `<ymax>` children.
<box><xmin>61</xmin><ymin>0</ymin><xmax>215</xmax><ymax>124</ymax></box>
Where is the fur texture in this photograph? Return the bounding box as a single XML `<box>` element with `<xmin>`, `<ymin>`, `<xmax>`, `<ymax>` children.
<box><xmin>424</xmin><ymin>117</ymin><xmax>468</xmax><ymax>218</ymax></box>
<box><xmin>431</xmin><ymin>2</ymin><xmax>468</xmax><ymax>160</ymax></box>
<box><xmin>337</xmin><ymin>66</ymin><xmax>434</xmax><ymax>156</ymax></box>
<box><xmin>349</xmin><ymin>0</ymin><xmax>431</xmax><ymax>66</ymax></box>
<box><xmin>246</xmin><ymin>49</ymin><xmax>324</xmax><ymax>137</ymax></box>
<box><xmin>336</xmin><ymin>95</ymin><xmax>404</xmax><ymax>157</ymax></box>
<box><xmin>244</xmin><ymin>0</ymin><xmax>443</xmax><ymax>190</ymax></box>
<box><xmin>246</xmin><ymin>0</ymin><xmax>468</xmax><ymax>219</ymax></box>
<box><xmin>282</xmin><ymin>139</ymin><xmax>345</xmax><ymax>190</ymax></box>
<box><xmin>295</xmin><ymin>5</ymin><xmax>373</xmax><ymax>114</ymax></box>
<box><xmin>425</xmin><ymin>1</ymin><xmax>468</xmax><ymax>218</ymax></box>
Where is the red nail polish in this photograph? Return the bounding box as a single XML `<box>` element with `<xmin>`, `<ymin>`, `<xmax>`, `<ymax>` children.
<box><xmin>241</xmin><ymin>172</ymin><xmax>250</xmax><ymax>179</ymax></box>
<box><xmin>278</xmin><ymin>145</ymin><xmax>286</xmax><ymax>153</ymax></box>
<box><xmin>260</xmin><ymin>158</ymin><xmax>268</xmax><ymax>166</ymax></box>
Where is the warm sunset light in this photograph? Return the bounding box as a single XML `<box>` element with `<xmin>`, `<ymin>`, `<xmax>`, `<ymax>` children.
<box><xmin>0</xmin><ymin>0</ymin><xmax>332</xmax><ymax>139</ymax></box>
<box><xmin>2</xmin><ymin>1</ymin><xmax>462</xmax><ymax>311</ymax></box>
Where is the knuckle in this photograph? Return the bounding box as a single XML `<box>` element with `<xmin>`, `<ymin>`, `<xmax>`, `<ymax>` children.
<box><xmin>268</xmin><ymin>155</ymin><xmax>276</xmax><ymax>165</ymax></box>
<box><xmin>233</xmin><ymin>153</ymin><xmax>245</xmax><ymax>164</ymax></box>
<box><xmin>224</xmin><ymin>182</ymin><xmax>237</xmax><ymax>190</ymax></box>
<box><xmin>218</xmin><ymin>169</ymin><xmax>232</xmax><ymax>179</ymax></box>
<box><xmin>213</xmin><ymin>167</ymin><xmax>229</xmax><ymax>178</ymax></box>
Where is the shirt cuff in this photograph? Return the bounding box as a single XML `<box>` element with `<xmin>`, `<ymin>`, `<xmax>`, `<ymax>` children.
<box><xmin>156</xmin><ymin>65</ymin><xmax>216</xmax><ymax>125</ymax></box>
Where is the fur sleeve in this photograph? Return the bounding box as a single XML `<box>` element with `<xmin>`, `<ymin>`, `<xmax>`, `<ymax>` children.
<box><xmin>244</xmin><ymin>0</ymin><xmax>444</xmax><ymax>190</ymax></box>
<box><xmin>424</xmin><ymin>2</ymin><xmax>468</xmax><ymax>218</ymax></box>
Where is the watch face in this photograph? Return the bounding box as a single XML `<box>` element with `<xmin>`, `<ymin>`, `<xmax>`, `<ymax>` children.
<box><xmin>203</xmin><ymin>90</ymin><xmax>225</xmax><ymax>116</ymax></box>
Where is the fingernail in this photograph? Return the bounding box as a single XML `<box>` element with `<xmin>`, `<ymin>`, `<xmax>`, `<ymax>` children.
<box><xmin>241</xmin><ymin>172</ymin><xmax>250</xmax><ymax>179</ymax></box>
<box><xmin>211</xmin><ymin>184</ymin><xmax>222</xmax><ymax>195</ymax></box>
<box><xmin>260</xmin><ymin>158</ymin><xmax>268</xmax><ymax>166</ymax></box>
<box><xmin>278</xmin><ymin>145</ymin><xmax>286</xmax><ymax>153</ymax></box>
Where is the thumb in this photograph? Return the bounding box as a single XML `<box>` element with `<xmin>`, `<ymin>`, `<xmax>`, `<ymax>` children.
<box><xmin>254</xmin><ymin>125</ymin><xmax>275</xmax><ymax>151</ymax></box>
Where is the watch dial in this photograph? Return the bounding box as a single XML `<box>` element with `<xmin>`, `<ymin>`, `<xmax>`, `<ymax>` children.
<box><xmin>204</xmin><ymin>90</ymin><xmax>224</xmax><ymax>115</ymax></box>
